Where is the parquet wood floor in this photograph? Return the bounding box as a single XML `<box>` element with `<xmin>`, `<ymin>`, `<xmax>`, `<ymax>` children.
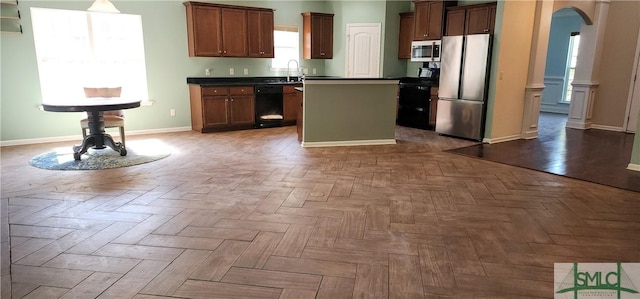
<box><xmin>2</xmin><ymin>126</ymin><xmax>639</xmax><ymax>298</ymax></box>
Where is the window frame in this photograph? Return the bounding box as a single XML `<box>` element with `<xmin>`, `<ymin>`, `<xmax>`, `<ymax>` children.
<box><xmin>270</xmin><ymin>25</ymin><xmax>300</xmax><ymax>72</ymax></box>
<box><xmin>30</xmin><ymin>7</ymin><xmax>150</xmax><ymax>105</ymax></box>
<box><xmin>562</xmin><ymin>32</ymin><xmax>580</xmax><ymax>103</ymax></box>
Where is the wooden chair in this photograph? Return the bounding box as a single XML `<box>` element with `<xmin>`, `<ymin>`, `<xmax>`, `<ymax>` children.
<box><xmin>81</xmin><ymin>87</ymin><xmax>126</xmax><ymax>147</ymax></box>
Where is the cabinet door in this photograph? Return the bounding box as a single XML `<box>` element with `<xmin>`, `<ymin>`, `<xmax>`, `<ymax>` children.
<box><xmin>203</xmin><ymin>96</ymin><xmax>229</xmax><ymax>127</ymax></box>
<box><xmin>296</xmin><ymin>92</ymin><xmax>303</xmax><ymax>141</ymax></box>
<box><xmin>248</xmin><ymin>10</ymin><xmax>274</xmax><ymax>58</ymax></box>
<box><xmin>425</xmin><ymin>1</ymin><xmax>443</xmax><ymax>40</ymax></box>
<box><xmin>398</xmin><ymin>13</ymin><xmax>414</xmax><ymax>59</ymax></box>
<box><xmin>221</xmin><ymin>8</ymin><xmax>248</xmax><ymax>57</ymax></box>
<box><xmin>320</xmin><ymin>15</ymin><xmax>333</xmax><ymax>58</ymax></box>
<box><xmin>413</xmin><ymin>2</ymin><xmax>430</xmax><ymax>40</ymax></box>
<box><xmin>229</xmin><ymin>95</ymin><xmax>254</xmax><ymax>125</ymax></box>
<box><xmin>445</xmin><ymin>8</ymin><xmax>466</xmax><ymax>36</ymax></box>
<box><xmin>188</xmin><ymin>5</ymin><xmax>222</xmax><ymax>57</ymax></box>
<box><xmin>310</xmin><ymin>15</ymin><xmax>324</xmax><ymax>59</ymax></box>
<box><xmin>302</xmin><ymin>12</ymin><xmax>333</xmax><ymax>59</ymax></box>
<box><xmin>260</xmin><ymin>11</ymin><xmax>275</xmax><ymax>57</ymax></box>
<box><xmin>283</xmin><ymin>93</ymin><xmax>299</xmax><ymax>122</ymax></box>
<box><xmin>429</xmin><ymin>87</ymin><xmax>439</xmax><ymax>127</ymax></box>
<box><xmin>465</xmin><ymin>6</ymin><xmax>491</xmax><ymax>34</ymax></box>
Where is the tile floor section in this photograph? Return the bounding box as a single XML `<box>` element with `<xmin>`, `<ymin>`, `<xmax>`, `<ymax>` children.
<box><xmin>1</xmin><ymin>126</ymin><xmax>640</xmax><ymax>298</ymax></box>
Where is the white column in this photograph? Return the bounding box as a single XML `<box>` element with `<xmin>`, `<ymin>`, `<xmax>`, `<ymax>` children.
<box><xmin>522</xmin><ymin>0</ymin><xmax>554</xmax><ymax>139</ymax></box>
<box><xmin>566</xmin><ymin>0</ymin><xmax>610</xmax><ymax>129</ymax></box>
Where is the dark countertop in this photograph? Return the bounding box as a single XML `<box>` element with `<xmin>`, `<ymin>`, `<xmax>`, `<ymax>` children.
<box><xmin>186</xmin><ymin>76</ymin><xmax>438</xmax><ymax>87</ymax></box>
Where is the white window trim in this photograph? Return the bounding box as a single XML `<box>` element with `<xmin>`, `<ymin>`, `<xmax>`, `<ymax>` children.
<box><xmin>561</xmin><ymin>33</ymin><xmax>580</xmax><ymax>104</ymax></box>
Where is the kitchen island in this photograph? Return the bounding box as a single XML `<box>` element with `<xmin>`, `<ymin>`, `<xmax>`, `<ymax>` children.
<box><xmin>301</xmin><ymin>78</ymin><xmax>399</xmax><ymax>147</ymax></box>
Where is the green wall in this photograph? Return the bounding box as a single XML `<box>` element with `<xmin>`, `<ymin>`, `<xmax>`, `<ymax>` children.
<box><xmin>0</xmin><ymin>0</ymin><xmax>329</xmax><ymax>142</ymax></box>
<box><xmin>324</xmin><ymin>1</ymin><xmax>386</xmax><ymax>77</ymax></box>
<box><xmin>383</xmin><ymin>0</ymin><xmax>411</xmax><ymax>77</ymax></box>
<box><xmin>0</xmin><ymin>0</ymin><xmax>411</xmax><ymax>143</ymax></box>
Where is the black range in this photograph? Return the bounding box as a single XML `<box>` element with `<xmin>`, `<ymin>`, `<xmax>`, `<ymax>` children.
<box><xmin>396</xmin><ymin>78</ymin><xmax>439</xmax><ymax>130</ymax></box>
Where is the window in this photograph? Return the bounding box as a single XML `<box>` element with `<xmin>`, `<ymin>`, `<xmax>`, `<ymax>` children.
<box><xmin>271</xmin><ymin>25</ymin><xmax>299</xmax><ymax>70</ymax></box>
<box><xmin>563</xmin><ymin>32</ymin><xmax>580</xmax><ymax>103</ymax></box>
<box><xmin>31</xmin><ymin>8</ymin><xmax>149</xmax><ymax>104</ymax></box>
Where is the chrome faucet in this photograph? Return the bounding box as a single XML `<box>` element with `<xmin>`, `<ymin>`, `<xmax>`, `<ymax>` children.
<box><xmin>287</xmin><ymin>59</ymin><xmax>300</xmax><ymax>82</ymax></box>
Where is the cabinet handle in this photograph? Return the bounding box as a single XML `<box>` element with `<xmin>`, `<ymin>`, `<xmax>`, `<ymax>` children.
<box><xmin>484</xmin><ymin>29</ymin><xmax>489</xmax><ymax>32</ymax></box>
<box><xmin>225</xmin><ymin>99</ymin><xmax>228</xmax><ymax>102</ymax></box>
<box><xmin>218</xmin><ymin>50</ymin><xmax>222</xmax><ymax>54</ymax></box>
<box><xmin>231</xmin><ymin>98</ymin><xmax>234</xmax><ymax>102</ymax></box>
<box><xmin>224</xmin><ymin>51</ymin><xmax>227</xmax><ymax>54</ymax></box>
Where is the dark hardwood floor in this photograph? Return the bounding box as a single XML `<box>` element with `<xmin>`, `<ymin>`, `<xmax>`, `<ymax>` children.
<box><xmin>448</xmin><ymin>112</ymin><xmax>640</xmax><ymax>192</ymax></box>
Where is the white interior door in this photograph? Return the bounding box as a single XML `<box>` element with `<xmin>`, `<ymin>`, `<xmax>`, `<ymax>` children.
<box><xmin>625</xmin><ymin>29</ymin><xmax>640</xmax><ymax>133</ymax></box>
<box><xmin>346</xmin><ymin>23</ymin><xmax>381</xmax><ymax>78</ymax></box>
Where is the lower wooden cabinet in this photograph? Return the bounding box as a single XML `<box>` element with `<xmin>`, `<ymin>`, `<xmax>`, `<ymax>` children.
<box><xmin>283</xmin><ymin>84</ymin><xmax>302</xmax><ymax>125</ymax></box>
<box><xmin>429</xmin><ymin>87</ymin><xmax>439</xmax><ymax>127</ymax></box>
<box><xmin>296</xmin><ymin>90</ymin><xmax>303</xmax><ymax>142</ymax></box>
<box><xmin>189</xmin><ymin>85</ymin><xmax>255</xmax><ymax>132</ymax></box>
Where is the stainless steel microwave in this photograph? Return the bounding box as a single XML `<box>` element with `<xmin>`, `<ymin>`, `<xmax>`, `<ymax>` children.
<box><xmin>411</xmin><ymin>40</ymin><xmax>441</xmax><ymax>62</ymax></box>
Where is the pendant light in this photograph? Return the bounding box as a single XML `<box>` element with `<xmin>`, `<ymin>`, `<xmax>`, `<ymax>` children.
<box><xmin>87</xmin><ymin>0</ymin><xmax>120</xmax><ymax>13</ymax></box>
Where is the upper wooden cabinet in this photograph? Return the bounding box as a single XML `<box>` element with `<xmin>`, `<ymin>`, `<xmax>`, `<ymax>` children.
<box><xmin>184</xmin><ymin>1</ymin><xmax>273</xmax><ymax>58</ymax></box>
<box><xmin>412</xmin><ymin>1</ymin><xmax>455</xmax><ymax>41</ymax></box>
<box><xmin>398</xmin><ymin>12</ymin><xmax>414</xmax><ymax>59</ymax></box>
<box><xmin>466</xmin><ymin>3</ymin><xmax>496</xmax><ymax>34</ymax></box>
<box><xmin>220</xmin><ymin>8</ymin><xmax>248</xmax><ymax>57</ymax></box>
<box><xmin>445</xmin><ymin>2</ymin><xmax>497</xmax><ymax>36</ymax></box>
<box><xmin>248</xmin><ymin>10</ymin><xmax>274</xmax><ymax>58</ymax></box>
<box><xmin>302</xmin><ymin>12</ymin><xmax>334</xmax><ymax>59</ymax></box>
<box><xmin>444</xmin><ymin>6</ymin><xmax>466</xmax><ymax>36</ymax></box>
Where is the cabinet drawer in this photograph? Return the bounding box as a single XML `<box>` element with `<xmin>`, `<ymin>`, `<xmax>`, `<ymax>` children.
<box><xmin>202</xmin><ymin>87</ymin><xmax>229</xmax><ymax>96</ymax></box>
<box><xmin>230</xmin><ymin>86</ymin><xmax>254</xmax><ymax>95</ymax></box>
<box><xmin>283</xmin><ymin>85</ymin><xmax>302</xmax><ymax>94</ymax></box>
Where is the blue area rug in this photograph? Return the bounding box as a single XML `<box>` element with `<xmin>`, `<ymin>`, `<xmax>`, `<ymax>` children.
<box><xmin>29</xmin><ymin>142</ymin><xmax>171</xmax><ymax>170</ymax></box>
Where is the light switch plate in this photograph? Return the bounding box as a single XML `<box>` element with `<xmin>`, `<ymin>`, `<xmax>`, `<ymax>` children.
<box><xmin>244</xmin><ymin>68</ymin><xmax>249</xmax><ymax>75</ymax></box>
<box><xmin>229</xmin><ymin>68</ymin><xmax>234</xmax><ymax>75</ymax></box>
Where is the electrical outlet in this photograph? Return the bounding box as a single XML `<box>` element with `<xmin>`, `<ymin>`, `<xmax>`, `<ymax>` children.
<box><xmin>205</xmin><ymin>68</ymin><xmax>211</xmax><ymax>76</ymax></box>
<box><xmin>312</xmin><ymin>68</ymin><xmax>317</xmax><ymax>75</ymax></box>
<box><xmin>170</xmin><ymin>109</ymin><xmax>176</xmax><ymax>116</ymax></box>
<box><xmin>303</xmin><ymin>68</ymin><xmax>308</xmax><ymax>74</ymax></box>
<box><xmin>244</xmin><ymin>68</ymin><xmax>249</xmax><ymax>75</ymax></box>
<box><xmin>229</xmin><ymin>68</ymin><xmax>234</xmax><ymax>75</ymax></box>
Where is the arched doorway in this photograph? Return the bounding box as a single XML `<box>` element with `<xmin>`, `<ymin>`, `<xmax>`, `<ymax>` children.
<box><xmin>521</xmin><ymin>1</ymin><xmax>594</xmax><ymax>139</ymax></box>
<box><xmin>537</xmin><ymin>8</ymin><xmax>585</xmax><ymax>139</ymax></box>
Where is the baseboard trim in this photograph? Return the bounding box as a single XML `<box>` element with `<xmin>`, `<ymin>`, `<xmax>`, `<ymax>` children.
<box><xmin>565</xmin><ymin>120</ymin><xmax>592</xmax><ymax>130</ymax></box>
<box><xmin>301</xmin><ymin>139</ymin><xmax>396</xmax><ymax>148</ymax></box>
<box><xmin>540</xmin><ymin>105</ymin><xmax>569</xmax><ymax>115</ymax></box>
<box><xmin>0</xmin><ymin>126</ymin><xmax>193</xmax><ymax>147</ymax></box>
<box><xmin>627</xmin><ymin>163</ymin><xmax>640</xmax><ymax>172</ymax></box>
<box><xmin>482</xmin><ymin>134</ymin><xmax>521</xmax><ymax>144</ymax></box>
<box><xmin>591</xmin><ymin>124</ymin><xmax>624</xmax><ymax>132</ymax></box>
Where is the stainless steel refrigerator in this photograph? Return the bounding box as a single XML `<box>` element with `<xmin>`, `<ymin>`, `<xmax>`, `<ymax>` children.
<box><xmin>436</xmin><ymin>34</ymin><xmax>492</xmax><ymax>140</ymax></box>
